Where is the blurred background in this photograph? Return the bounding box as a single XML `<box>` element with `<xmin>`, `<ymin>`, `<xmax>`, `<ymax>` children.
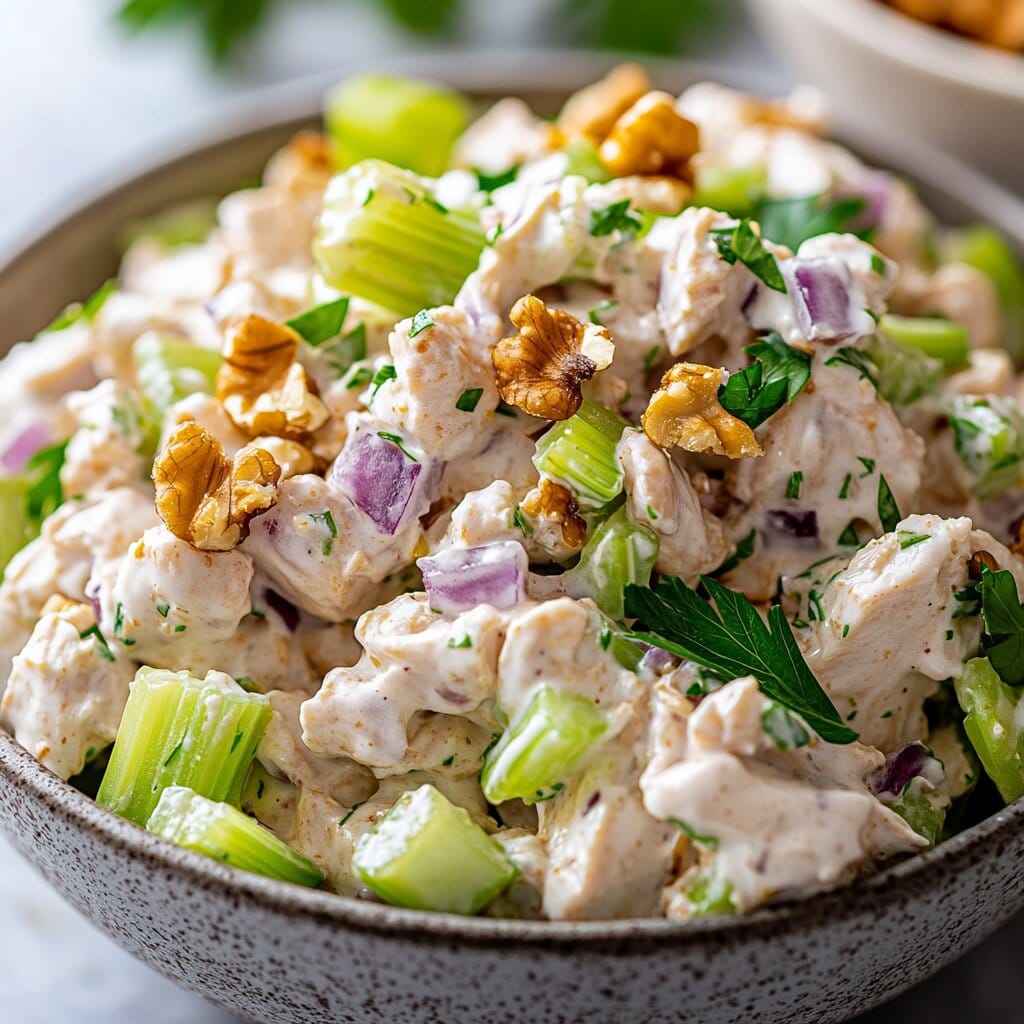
<box><xmin>1</xmin><ymin>1</ymin><xmax>1022</xmax><ymax>1022</ymax></box>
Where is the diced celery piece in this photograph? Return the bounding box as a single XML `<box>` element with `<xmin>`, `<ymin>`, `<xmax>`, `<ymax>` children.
<box><xmin>692</xmin><ymin>164</ymin><xmax>767</xmax><ymax>218</ymax></box>
<box><xmin>954</xmin><ymin>657</ymin><xmax>1024</xmax><ymax>804</ymax></box>
<box><xmin>949</xmin><ymin>226</ymin><xmax>1024</xmax><ymax>363</ymax></box>
<box><xmin>685</xmin><ymin>872</ymin><xmax>737</xmax><ymax>916</ymax></box>
<box><xmin>564</xmin><ymin>505</ymin><xmax>659</xmax><ymax>620</ymax></box>
<box><xmin>862</xmin><ymin>332</ymin><xmax>944</xmax><ymax>406</ymax></box>
<box><xmin>949</xmin><ymin>395</ymin><xmax>1024</xmax><ymax>498</ymax></box>
<box><xmin>561</xmin><ymin>139</ymin><xmax>612</xmax><ymax>183</ymax></box>
<box><xmin>325</xmin><ymin>74</ymin><xmax>469</xmax><ymax>178</ymax></box>
<box><xmin>134</xmin><ymin>333</ymin><xmax>222</xmax><ymax>415</ymax></box>
<box><xmin>314</xmin><ymin>160</ymin><xmax>486</xmax><ymax>317</ymax></box>
<box><xmin>0</xmin><ymin>476</ymin><xmax>37</xmax><ymax>576</ymax></box>
<box><xmin>118</xmin><ymin>198</ymin><xmax>219</xmax><ymax>252</ymax></box>
<box><xmin>481</xmin><ymin>686</ymin><xmax>608</xmax><ymax>806</ymax></box>
<box><xmin>879</xmin><ymin>314</ymin><xmax>969</xmax><ymax>370</ymax></box>
<box><xmin>532</xmin><ymin>399</ymin><xmax>628</xmax><ymax>509</ymax></box>
<box><xmin>97</xmin><ymin>668</ymin><xmax>271</xmax><ymax>826</ymax></box>
<box><xmin>353</xmin><ymin>784</ymin><xmax>516</xmax><ymax>914</ymax></box>
<box><xmin>884</xmin><ymin>777</ymin><xmax>947</xmax><ymax>846</ymax></box>
<box><xmin>147</xmin><ymin>786</ymin><xmax>322</xmax><ymax>887</ymax></box>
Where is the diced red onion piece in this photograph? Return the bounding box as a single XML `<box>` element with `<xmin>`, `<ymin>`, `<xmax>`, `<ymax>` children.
<box><xmin>873</xmin><ymin>741</ymin><xmax>932</xmax><ymax>797</ymax></box>
<box><xmin>834</xmin><ymin>173</ymin><xmax>892</xmax><ymax>233</ymax></box>
<box><xmin>789</xmin><ymin>260</ymin><xmax>858</xmax><ymax>341</ymax></box>
<box><xmin>331</xmin><ymin>428</ymin><xmax>439</xmax><ymax>535</ymax></box>
<box><xmin>417</xmin><ymin>541</ymin><xmax>527</xmax><ymax>613</ymax></box>
<box><xmin>264</xmin><ymin>588</ymin><xmax>301</xmax><ymax>632</ymax></box>
<box><xmin>764</xmin><ymin>510</ymin><xmax>819</xmax><ymax>548</ymax></box>
<box><xmin>639</xmin><ymin>644</ymin><xmax>679</xmax><ymax>675</ymax></box>
<box><xmin>2</xmin><ymin>422</ymin><xmax>52</xmax><ymax>474</ymax></box>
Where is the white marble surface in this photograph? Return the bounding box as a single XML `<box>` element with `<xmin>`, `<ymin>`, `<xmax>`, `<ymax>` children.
<box><xmin>1</xmin><ymin>4</ymin><xmax>1022</xmax><ymax>1023</ymax></box>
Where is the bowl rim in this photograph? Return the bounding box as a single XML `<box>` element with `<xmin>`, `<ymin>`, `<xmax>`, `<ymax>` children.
<box><xmin>779</xmin><ymin>0</ymin><xmax>1024</xmax><ymax>100</ymax></box>
<box><xmin>2</xmin><ymin>49</ymin><xmax>1024</xmax><ymax>945</ymax></box>
<box><xmin>3</xmin><ymin>724</ymin><xmax>1023</xmax><ymax>945</ymax></box>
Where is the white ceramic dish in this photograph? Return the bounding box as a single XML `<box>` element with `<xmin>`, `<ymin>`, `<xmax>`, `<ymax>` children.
<box><xmin>745</xmin><ymin>0</ymin><xmax>1024</xmax><ymax>192</ymax></box>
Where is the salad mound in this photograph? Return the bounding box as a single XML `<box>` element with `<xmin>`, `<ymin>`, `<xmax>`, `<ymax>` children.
<box><xmin>2</xmin><ymin>66</ymin><xmax>1024</xmax><ymax>921</ymax></box>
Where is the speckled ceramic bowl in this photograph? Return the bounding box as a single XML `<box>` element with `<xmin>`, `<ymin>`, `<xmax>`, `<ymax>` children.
<box><xmin>2</xmin><ymin>52</ymin><xmax>1024</xmax><ymax>1024</ymax></box>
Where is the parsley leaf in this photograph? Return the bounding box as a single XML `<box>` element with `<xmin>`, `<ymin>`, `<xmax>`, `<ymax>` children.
<box><xmin>590</xmin><ymin>199</ymin><xmax>642</xmax><ymax>238</ymax></box>
<box><xmin>980</xmin><ymin>568</ymin><xmax>1024</xmax><ymax>686</ymax></box>
<box><xmin>711</xmin><ymin>219</ymin><xmax>787</xmax><ymax>293</ymax></box>
<box><xmin>370</xmin><ymin>364</ymin><xmax>397</xmax><ymax>396</ymax></box>
<box><xmin>456</xmin><ymin>387</ymin><xmax>484</xmax><ymax>412</ymax></box>
<box><xmin>624</xmin><ymin>576</ymin><xmax>857</xmax><ymax>743</ymax></box>
<box><xmin>286</xmin><ymin>297</ymin><xmax>350</xmax><ymax>346</ymax></box>
<box><xmin>475</xmin><ymin>166</ymin><xmax>518</xmax><ymax>192</ymax></box>
<box><xmin>410</xmin><ymin>310</ymin><xmax>434</xmax><ymax>337</ymax></box>
<box><xmin>714</xmin><ymin>528</ymin><xmax>756</xmax><ymax>577</ymax></box>
<box><xmin>25</xmin><ymin>442</ymin><xmax>68</xmax><ymax>526</ymax></box>
<box><xmin>877</xmin><ymin>475</ymin><xmax>901</xmax><ymax>533</ymax></box>
<box><xmin>753</xmin><ymin>193</ymin><xmax>870</xmax><ymax>251</ymax></box>
<box><xmin>718</xmin><ymin>332</ymin><xmax>811</xmax><ymax>429</ymax></box>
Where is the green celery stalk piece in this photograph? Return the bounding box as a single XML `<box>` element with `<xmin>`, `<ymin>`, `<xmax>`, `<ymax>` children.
<box><xmin>353</xmin><ymin>784</ymin><xmax>517</xmax><ymax>914</ymax></box>
<box><xmin>147</xmin><ymin>786</ymin><xmax>322</xmax><ymax>887</ymax></box>
<box><xmin>948</xmin><ymin>395</ymin><xmax>1024</xmax><ymax>499</ymax></box>
<box><xmin>481</xmin><ymin>685</ymin><xmax>608</xmax><ymax>806</ymax></box>
<box><xmin>97</xmin><ymin>668</ymin><xmax>271</xmax><ymax>826</ymax></box>
<box><xmin>685</xmin><ymin>872</ymin><xmax>737</xmax><ymax>916</ymax></box>
<box><xmin>861</xmin><ymin>332</ymin><xmax>944</xmax><ymax>407</ymax></box>
<box><xmin>879</xmin><ymin>314</ymin><xmax>969</xmax><ymax>370</ymax></box>
<box><xmin>954</xmin><ymin>657</ymin><xmax>1024</xmax><ymax>804</ymax></box>
<box><xmin>0</xmin><ymin>476</ymin><xmax>37</xmax><ymax>577</ymax></box>
<box><xmin>692</xmin><ymin>164</ymin><xmax>767</xmax><ymax>218</ymax></box>
<box><xmin>561</xmin><ymin>139</ymin><xmax>612</xmax><ymax>183</ymax></box>
<box><xmin>118</xmin><ymin>197</ymin><xmax>220</xmax><ymax>252</ymax></box>
<box><xmin>884</xmin><ymin>777</ymin><xmax>947</xmax><ymax>846</ymax></box>
<box><xmin>949</xmin><ymin>226</ymin><xmax>1024</xmax><ymax>363</ymax></box>
<box><xmin>314</xmin><ymin>160</ymin><xmax>486</xmax><ymax>317</ymax></box>
<box><xmin>134</xmin><ymin>333</ymin><xmax>222</xmax><ymax>414</ymax></box>
<box><xmin>564</xmin><ymin>505</ymin><xmax>659</xmax><ymax>621</ymax></box>
<box><xmin>325</xmin><ymin>74</ymin><xmax>469</xmax><ymax>178</ymax></box>
<box><xmin>532</xmin><ymin>399</ymin><xmax>628</xmax><ymax>509</ymax></box>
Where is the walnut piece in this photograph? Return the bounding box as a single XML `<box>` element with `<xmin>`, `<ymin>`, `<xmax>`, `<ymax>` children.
<box><xmin>557</xmin><ymin>63</ymin><xmax>652</xmax><ymax>143</ymax></box>
<box><xmin>154</xmin><ymin>421</ymin><xmax>281</xmax><ymax>551</ymax></box>
<box><xmin>217</xmin><ymin>315</ymin><xmax>329</xmax><ymax>440</ymax></box>
<box><xmin>492</xmin><ymin>295</ymin><xmax>614</xmax><ymax>421</ymax></box>
<box><xmin>264</xmin><ymin>131</ymin><xmax>334</xmax><ymax>194</ymax></box>
<box><xmin>642</xmin><ymin>363</ymin><xmax>763</xmax><ymax>460</ymax></box>
<box><xmin>600</xmin><ymin>92</ymin><xmax>700</xmax><ymax>180</ymax></box>
<box><xmin>521</xmin><ymin>479</ymin><xmax>587</xmax><ymax>551</ymax></box>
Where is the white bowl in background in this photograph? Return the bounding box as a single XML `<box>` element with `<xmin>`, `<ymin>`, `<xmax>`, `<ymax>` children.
<box><xmin>745</xmin><ymin>0</ymin><xmax>1024</xmax><ymax>193</ymax></box>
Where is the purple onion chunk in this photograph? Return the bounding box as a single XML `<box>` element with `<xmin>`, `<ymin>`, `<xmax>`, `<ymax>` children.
<box><xmin>418</xmin><ymin>541</ymin><xmax>527</xmax><ymax>614</ymax></box>
<box><xmin>789</xmin><ymin>259</ymin><xmax>858</xmax><ymax>342</ymax></box>
<box><xmin>833</xmin><ymin>173</ymin><xmax>892</xmax><ymax>234</ymax></box>
<box><xmin>331</xmin><ymin>426</ymin><xmax>439</xmax><ymax>535</ymax></box>
<box><xmin>1</xmin><ymin>422</ymin><xmax>52</xmax><ymax>474</ymax></box>
<box><xmin>873</xmin><ymin>741</ymin><xmax>933</xmax><ymax>797</ymax></box>
<box><xmin>638</xmin><ymin>643</ymin><xmax>680</xmax><ymax>676</ymax></box>
<box><xmin>764</xmin><ymin>509</ymin><xmax>819</xmax><ymax>548</ymax></box>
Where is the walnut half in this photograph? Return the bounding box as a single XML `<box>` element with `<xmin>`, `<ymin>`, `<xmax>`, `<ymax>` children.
<box><xmin>154</xmin><ymin>421</ymin><xmax>281</xmax><ymax>551</ymax></box>
<box><xmin>217</xmin><ymin>315</ymin><xmax>329</xmax><ymax>440</ymax></box>
<box><xmin>521</xmin><ymin>479</ymin><xmax>588</xmax><ymax>551</ymax></box>
<box><xmin>600</xmin><ymin>91</ymin><xmax>700</xmax><ymax>181</ymax></box>
<box><xmin>642</xmin><ymin>363</ymin><xmax>763</xmax><ymax>460</ymax></box>
<box><xmin>557</xmin><ymin>63</ymin><xmax>652</xmax><ymax>144</ymax></box>
<box><xmin>492</xmin><ymin>295</ymin><xmax>614</xmax><ymax>421</ymax></box>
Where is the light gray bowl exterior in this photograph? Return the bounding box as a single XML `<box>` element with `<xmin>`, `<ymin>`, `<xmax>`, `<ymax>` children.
<box><xmin>2</xmin><ymin>53</ymin><xmax>1024</xmax><ymax>1024</ymax></box>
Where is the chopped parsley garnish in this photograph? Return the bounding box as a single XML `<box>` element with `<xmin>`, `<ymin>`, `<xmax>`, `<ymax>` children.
<box><xmin>838</xmin><ymin>473</ymin><xmax>852</xmax><ymax>500</ymax></box>
<box><xmin>24</xmin><ymin>441</ymin><xmax>68</xmax><ymax>526</ymax></box>
<box><xmin>338</xmin><ymin>803</ymin><xmax>364</xmax><ymax>828</ymax></box>
<box><xmin>174</xmin><ymin>624</ymin><xmax>187</xmax><ymax>633</ymax></box>
<box><xmin>441</xmin><ymin>754</ymin><xmax>456</xmax><ymax>766</ymax></box>
<box><xmin>669</xmin><ymin>817</ymin><xmax>719</xmax><ymax>850</ymax></box>
<box><xmin>752</xmin><ymin>192</ymin><xmax>869</xmax><ymax>251</ymax></box>
<box><xmin>346</xmin><ymin>366</ymin><xmax>375</xmax><ymax>391</ymax></box>
<box><xmin>714</xmin><ymin>528</ymin><xmax>757</xmax><ymax>577</ymax></box>
<box><xmin>486</xmin><ymin>222</ymin><xmax>504</xmax><ymax>246</ymax></box>
<box><xmin>877</xmin><ymin>475</ymin><xmax>901</xmax><ymax>533</ymax></box>
<box><xmin>857</xmin><ymin>456</ymin><xmax>876</xmax><ymax>477</ymax></box>
<box><xmin>589</xmin><ymin>199</ymin><xmax>642</xmax><ymax>238</ymax></box>
<box><xmin>842</xmin><ymin>623</ymin><xmax>851</xmax><ymax>638</ymax></box>
<box><xmin>511</xmin><ymin>507</ymin><xmax>533</xmax><ymax>537</ymax></box>
<box><xmin>837</xmin><ymin>521</ymin><xmax>860</xmax><ymax>547</ymax></box>
<box><xmin>43</xmin><ymin>280</ymin><xmax>117</xmax><ymax>334</ymax></box>
<box><xmin>945</xmin><ymin>629</ymin><xmax>954</xmax><ymax>641</ymax></box>
<box><xmin>825</xmin><ymin>346</ymin><xmax>878</xmax><ymax>386</ymax></box>
<box><xmin>786</xmin><ymin>471</ymin><xmax>803</xmax><ymax>500</ymax></box>
<box><xmin>370</xmin><ymin>364</ymin><xmax>397</xmax><ymax>396</ymax></box>
<box><xmin>494</xmin><ymin>401</ymin><xmax>518</xmax><ymax>418</ymax></box>
<box><xmin>880</xmin><ymin>710</ymin><xmax>893</xmax><ymax>719</ymax></box>
<box><xmin>717</xmin><ymin>332</ymin><xmax>811</xmax><ymax>429</ymax></box>
<box><xmin>646</xmin><ymin>504</ymin><xmax>659</xmax><ymax>521</ymax></box>
<box><xmin>624</xmin><ymin>575</ymin><xmax>857</xmax><ymax>743</ymax></box>
<box><xmin>952</xmin><ymin>580</ymin><xmax>982</xmax><ymax>619</ymax></box>
<box><xmin>378</xmin><ymin>432</ymin><xmax>418</xmax><ymax>463</ymax></box>
<box><xmin>113</xmin><ymin>602</ymin><xmax>135</xmax><ymax>646</ymax></box>
<box><xmin>235</xmin><ymin>676</ymin><xmax>259</xmax><ymax>693</ymax></box>
<box><xmin>321</xmin><ymin>323</ymin><xmax>368</xmax><ymax>379</ymax></box>
<box><xmin>409</xmin><ymin>309</ymin><xmax>434</xmax><ymax>338</ymax></box>
<box><xmin>447</xmin><ymin>635</ymin><xmax>472</xmax><ymax>649</ymax></box>
<box><xmin>285</xmin><ymin>296</ymin><xmax>350</xmax><ymax>346</ymax></box>
<box><xmin>80</xmin><ymin>625</ymin><xmax>115</xmax><ymax>662</ymax></box>
<box><xmin>309</xmin><ymin>510</ymin><xmax>338</xmax><ymax>556</ymax></box>
<box><xmin>710</xmin><ymin>218</ymin><xmax>787</xmax><ymax>293</ymax></box>
<box><xmin>979</xmin><ymin>568</ymin><xmax>1024</xmax><ymax>686</ymax></box>
<box><xmin>599</xmin><ymin>627</ymin><xmax>613</xmax><ymax>650</ymax></box>
<box><xmin>643</xmin><ymin>344</ymin><xmax>661</xmax><ymax>371</ymax></box>
<box><xmin>897</xmin><ymin>530</ymin><xmax>930</xmax><ymax>550</ymax></box>
<box><xmin>761</xmin><ymin>701</ymin><xmax>811</xmax><ymax>751</ymax></box>
<box><xmin>475</xmin><ymin>166</ymin><xmax>518</xmax><ymax>192</ymax></box>
<box><xmin>156</xmin><ymin>602</ymin><xmax>170</xmax><ymax>618</ymax></box>
<box><xmin>870</xmin><ymin>253</ymin><xmax>887</xmax><ymax>276</ymax></box>
<box><xmin>807</xmin><ymin>589</ymin><xmax>824</xmax><ymax>622</ymax></box>
<box><xmin>456</xmin><ymin>387</ymin><xmax>484</xmax><ymax>413</ymax></box>
<box><xmin>588</xmin><ymin>298</ymin><xmax>619</xmax><ymax>325</ymax></box>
